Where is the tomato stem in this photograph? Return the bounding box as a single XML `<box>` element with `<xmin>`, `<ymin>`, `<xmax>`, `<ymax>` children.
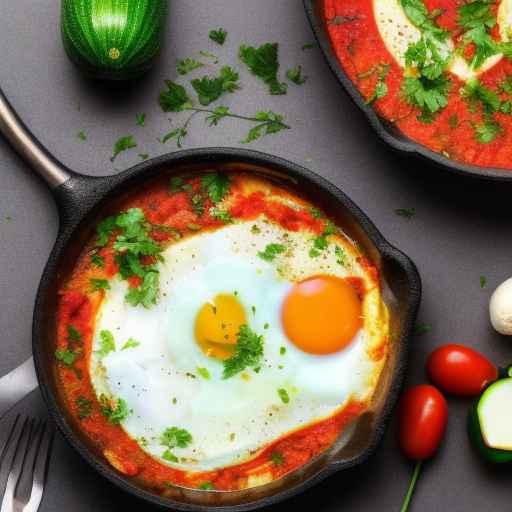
<box><xmin>400</xmin><ymin>460</ymin><xmax>423</xmax><ymax>512</ymax></box>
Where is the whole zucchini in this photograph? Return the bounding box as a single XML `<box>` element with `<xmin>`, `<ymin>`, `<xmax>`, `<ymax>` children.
<box><xmin>61</xmin><ymin>0</ymin><xmax>168</xmax><ymax>80</ymax></box>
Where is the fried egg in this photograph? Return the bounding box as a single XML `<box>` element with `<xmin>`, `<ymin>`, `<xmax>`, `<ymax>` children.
<box><xmin>90</xmin><ymin>218</ymin><xmax>388</xmax><ymax>472</ymax></box>
<box><xmin>374</xmin><ymin>0</ymin><xmax>503</xmax><ymax>82</ymax></box>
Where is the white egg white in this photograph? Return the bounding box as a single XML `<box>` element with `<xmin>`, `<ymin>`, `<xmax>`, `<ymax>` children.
<box><xmin>89</xmin><ymin>218</ymin><xmax>387</xmax><ymax>472</ymax></box>
<box><xmin>373</xmin><ymin>0</ymin><xmax>505</xmax><ymax>82</ymax></box>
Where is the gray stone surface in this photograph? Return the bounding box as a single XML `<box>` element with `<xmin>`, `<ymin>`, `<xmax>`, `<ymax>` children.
<box><xmin>0</xmin><ymin>1</ymin><xmax>511</xmax><ymax>510</ymax></box>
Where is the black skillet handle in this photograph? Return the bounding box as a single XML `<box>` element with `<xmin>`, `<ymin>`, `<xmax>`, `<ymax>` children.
<box><xmin>0</xmin><ymin>86</ymin><xmax>108</xmax><ymax>225</ymax></box>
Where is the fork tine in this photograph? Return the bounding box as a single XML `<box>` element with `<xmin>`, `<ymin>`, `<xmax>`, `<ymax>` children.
<box><xmin>0</xmin><ymin>418</ymin><xmax>33</xmax><ymax>512</ymax></box>
<box><xmin>0</xmin><ymin>416</ymin><xmax>21</xmax><ymax>468</ymax></box>
<box><xmin>23</xmin><ymin>422</ymin><xmax>54</xmax><ymax>512</ymax></box>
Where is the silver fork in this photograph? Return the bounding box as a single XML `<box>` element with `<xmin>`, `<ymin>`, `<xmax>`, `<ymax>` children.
<box><xmin>0</xmin><ymin>416</ymin><xmax>54</xmax><ymax>512</ymax></box>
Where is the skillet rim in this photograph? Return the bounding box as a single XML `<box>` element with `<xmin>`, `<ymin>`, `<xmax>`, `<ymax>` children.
<box><xmin>32</xmin><ymin>147</ymin><xmax>421</xmax><ymax>511</ymax></box>
<box><xmin>303</xmin><ymin>0</ymin><xmax>512</xmax><ymax>182</ymax></box>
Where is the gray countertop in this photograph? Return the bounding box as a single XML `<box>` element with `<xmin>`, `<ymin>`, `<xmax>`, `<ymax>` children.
<box><xmin>1</xmin><ymin>1</ymin><xmax>511</xmax><ymax>510</ymax></box>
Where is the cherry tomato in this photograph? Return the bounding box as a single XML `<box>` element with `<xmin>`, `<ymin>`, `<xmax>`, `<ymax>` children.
<box><xmin>399</xmin><ymin>385</ymin><xmax>448</xmax><ymax>460</ymax></box>
<box><xmin>427</xmin><ymin>344</ymin><xmax>497</xmax><ymax>397</ymax></box>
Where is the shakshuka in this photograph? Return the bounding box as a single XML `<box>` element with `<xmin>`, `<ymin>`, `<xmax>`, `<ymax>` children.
<box><xmin>54</xmin><ymin>170</ymin><xmax>389</xmax><ymax>493</ymax></box>
<box><xmin>324</xmin><ymin>0</ymin><xmax>512</xmax><ymax>169</ymax></box>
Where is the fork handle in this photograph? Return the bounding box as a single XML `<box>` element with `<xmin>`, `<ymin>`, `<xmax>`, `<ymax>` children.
<box><xmin>0</xmin><ymin>358</ymin><xmax>38</xmax><ymax>420</ymax></box>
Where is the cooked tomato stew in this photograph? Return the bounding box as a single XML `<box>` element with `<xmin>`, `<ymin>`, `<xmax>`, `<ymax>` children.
<box><xmin>324</xmin><ymin>0</ymin><xmax>512</xmax><ymax>169</ymax></box>
<box><xmin>54</xmin><ymin>169</ymin><xmax>388</xmax><ymax>494</ymax></box>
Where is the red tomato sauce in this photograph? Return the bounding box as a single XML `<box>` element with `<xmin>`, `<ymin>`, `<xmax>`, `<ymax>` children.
<box><xmin>54</xmin><ymin>172</ymin><xmax>383</xmax><ymax>493</ymax></box>
<box><xmin>324</xmin><ymin>0</ymin><xmax>512</xmax><ymax>169</ymax></box>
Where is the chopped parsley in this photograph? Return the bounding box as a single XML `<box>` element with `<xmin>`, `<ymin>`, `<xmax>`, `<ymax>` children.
<box><xmin>177</xmin><ymin>57</ymin><xmax>204</xmax><ymax>76</ymax></box>
<box><xmin>302</xmin><ymin>42</ymin><xmax>316</xmax><ymax>51</ymax></box>
<box><xmin>170</xmin><ymin>177</ymin><xmax>193</xmax><ymax>193</ymax></box>
<box><xmin>280</xmin><ymin>346</ymin><xmax>286</xmax><ymax>356</ymax></box>
<box><xmin>100</xmin><ymin>395</ymin><xmax>130</xmax><ymax>425</ymax></box>
<box><xmin>277</xmin><ymin>388</ymin><xmax>290</xmax><ymax>404</ymax></box>
<box><xmin>199</xmin><ymin>482</ymin><xmax>215</xmax><ymax>490</ymax></box>
<box><xmin>90</xmin><ymin>278</ymin><xmax>110</xmax><ymax>292</ymax></box>
<box><xmin>400</xmin><ymin>1</ymin><xmax>451</xmax><ymax>122</ymax></box>
<box><xmin>223</xmin><ymin>325</ymin><xmax>264</xmax><ymax>379</ymax></box>
<box><xmin>241</xmin><ymin>111</ymin><xmax>289</xmax><ymax>143</ymax></box>
<box><xmin>201</xmin><ymin>173</ymin><xmax>231</xmax><ymax>203</ymax></box>
<box><xmin>210</xmin><ymin>207</ymin><xmax>233</xmax><ymax>223</ymax></box>
<box><xmin>395</xmin><ymin>208</ymin><xmax>416</xmax><ymax>219</ymax></box>
<box><xmin>111</xmin><ymin>135</ymin><xmax>137</xmax><ymax>162</ymax></box>
<box><xmin>365</xmin><ymin>64</ymin><xmax>390</xmax><ymax>105</ymax></box>
<box><xmin>125</xmin><ymin>270</ymin><xmax>160</xmax><ymax>308</ymax></box>
<box><xmin>286</xmin><ymin>66</ymin><xmax>307</xmax><ymax>85</ymax></box>
<box><xmin>310</xmin><ymin>221</ymin><xmax>336</xmax><ymax>258</ymax></box>
<box><xmin>139</xmin><ymin>153</ymin><xmax>149</xmax><ymax>161</ymax></box>
<box><xmin>258</xmin><ymin>243</ymin><xmax>286</xmax><ymax>262</ymax></box>
<box><xmin>480</xmin><ymin>275</ymin><xmax>487</xmax><ymax>289</ymax></box>
<box><xmin>239</xmin><ymin>43</ymin><xmax>287</xmax><ymax>95</ymax></box>
<box><xmin>98</xmin><ymin>330</ymin><xmax>116</xmax><ymax>357</ymax></box>
<box><xmin>160</xmin><ymin>427</ymin><xmax>193</xmax><ymax>462</ymax></box>
<box><xmin>335</xmin><ymin>246</ymin><xmax>347</xmax><ymax>266</ymax></box>
<box><xmin>91</xmin><ymin>253</ymin><xmax>105</xmax><ymax>268</ymax></box>
<box><xmin>191</xmin><ymin>66</ymin><xmax>240</xmax><ymax>106</ymax></box>
<box><xmin>122</xmin><ymin>338</ymin><xmax>140</xmax><ymax>350</ymax></box>
<box><xmin>136</xmin><ymin>113</ymin><xmax>146</xmax><ymax>126</ymax></box>
<box><xmin>55</xmin><ymin>349</ymin><xmax>78</xmax><ymax>366</ymax></box>
<box><xmin>309</xmin><ymin>207</ymin><xmax>323</xmax><ymax>219</ymax></box>
<box><xmin>159</xmin><ymin>81</ymin><xmax>193</xmax><ymax>112</ymax></box>
<box><xmin>199</xmin><ymin>50</ymin><xmax>219</xmax><ymax>63</ymax></box>
<box><xmin>270</xmin><ymin>451</ymin><xmax>285</xmax><ymax>465</ymax></box>
<box><xmin>77</xmin><ymin>131</ymin><xmax>87</xmax><ymax>141</ymax></box>
<box><xmin>209</xmin><ymin>28</ymin><xmax>227</xmax><ymax>45</ymax></box>
<box><xmin>197</xmin><ymin>367</ymin><xmax>211</xmax><ymax>380</ymax></box>
<box><xmin>76</xmin><ymin>396</ymin><xmax>93</xmax><ymax>420</ymax></box>
<box><xmin>67</xmin><ymin>325</ymin><xmax>82</xmax><ymax>344</ymax></box>
<box><xmin>414</xmin><ymin>323</ymin><xmax>431</xmax><ymax>336</ymax></box>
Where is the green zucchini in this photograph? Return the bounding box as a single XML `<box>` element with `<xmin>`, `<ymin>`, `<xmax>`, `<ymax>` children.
<box><xmin>61</xmin><ymin>0</ymin><xmax>168</xmax><ymax>80</ymax></box>
<box><xmin>468</xmin><ymin>369</ymin><xmax>512</xmax><ymax>463</ymax></box>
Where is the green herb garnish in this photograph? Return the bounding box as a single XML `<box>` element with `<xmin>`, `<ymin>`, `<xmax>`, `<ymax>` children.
<box><xmin>100</xmin><ymin>395</ymin><xmax>130</xmax><ymax>425</ymax></box>
<box><xmin>159</xmin><ymin>81</ymin><xmax>193</xmax><ymax>112</ymax></box>
<box><xmin>480</xmin><ymin>275</ymin><xmax>487</xmax><ymax>289</ymax></box>
<box><xmin>201</xmin><ymin>173</ymin><xmax>231</xmax><ymax>203</ymax></box>
<box><xmin>136</xmin><ymin>113</ymin><xmax>146</xmax><ymax>126</ymax></box>
<box><xmin>199</xmin><ymin>482</ymin><xmax>215</xmax><ymax>490</ymax></box>
<box><xmin>91</xmin><ymin>253</ymin><xmax>105</xmax><ymax>268</ymax></box>
<box><xmin>209</xmin><ymin>28</ymin><xmax>227</xmax><ymax>45</ymax></box>
<box><xmin>223</xmin><ymin>325</ymin><xmax>264</xmax><ymax>379</ymax></box>
<box><xmin>177</xmin><ymin>58</ymin><xmax>204</xmax><ymax>76</ymax></box>
<box><xmin>111</xmin><ymin>135</ymin><xmax>137</xmax><ymax>162</ymax></box>
<box><xmin>77</xmin><ymin>131</ymin><xmax>87</xmax><ymax>141</ymax></box>
<box><xmin>271</xmin><ymin>451</ymin><xmax>285</xmax><ymax>465</ymax></box>
<box><xmin>90</xmin><ymin>278</ymin><xmax>110</xmax><ymax>292</ymax></box>
<box><xmin>286</xmin><ymin>66</ymin><xmax>307</xmax><ymax>85</ymax></box>
<box><xmin>160</xmin><ymin>427</ymin><xmax>193</xmax><ymax>461</ymax></box>
<box><xmin>76</xmin><ymin>396</ymin><xmax>93</xmax><ymax>420</ymax></box>
<box><xmin>258</xmin><ymin>243</ymin><xmax>286</xmax><ymax>262</ymax></box>
<box><xmin>395</xmin><ymin>208</ymin><xmax>416</xmax><ymax>219</ymax></box>
<box><xmin>197</xmin><ymin>367</ymin><xmax>211</xmax><ymax>380</ymax></box>
<box><xmin>191</xmin><ymin>66</ymin><xmax>240</xmax><ymax>106</ymax></box>
<box><xmin>55</xmin><ymin>349</ymin><xmax>78</xmax><ymax>366</ymax></box>
<box><xmin>122</xmin><ymin>338</ymin><xmax>140</xmax><ymax>350</ymax></box>
<box><xmin>98</xmin><ymin>330</ymin><xmax>116</xmax><ymax>357</ymax></box>
<box><xmin>277</xmin><ymin>388</ymin><xmax>290</xmax><ymax>404</ymax></box>
<box><xmin>239</xmin><ymin>43</ymin><xmax>287</xmax><ymax>95</ymax></box>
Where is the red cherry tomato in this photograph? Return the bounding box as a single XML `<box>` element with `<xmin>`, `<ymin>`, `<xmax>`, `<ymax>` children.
<box><xmin>426</xmin><ymin>344</ymin><xmax>497</xmax><ymax>397</ymax></box>
<box><xmin>399</xmin><ymin>385</ymin><xmax>448</xmax><ymax>460</ymax></box>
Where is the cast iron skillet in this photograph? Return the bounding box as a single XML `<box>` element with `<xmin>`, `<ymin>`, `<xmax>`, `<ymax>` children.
<box><xmin>0</xmin><ymin>84</ymin><xmax>420</xmax><ymax>511</ymax></box>
<box><xmin>304</xmin><ymin>0</ymin><xmax>512</xmax><ymax>182</ymax></box>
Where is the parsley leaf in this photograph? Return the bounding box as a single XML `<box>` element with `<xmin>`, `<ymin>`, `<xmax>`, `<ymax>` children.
<box><xmin>96</xmin><ymin>216</ymin><xmax>117</xmax><ymax>247</ymax></box>
<box><xmin>239</xmin><ymin>43</ymin><xmax>287</xmax><ymax>95</ymax></box>
<box><xmin>122</xmin><ymin>338</ymin><xmax>140</xmax><ymax>350</ymax></box>
<box><xmin>210</xmin><ymin>207</ymin><xmax>233</xmax><ymax>223</ymax></box>
<box><xmin>197</xmin><ymin>367</ymin><xmax>211</xmax><ymax>380</ymax></box>
<box><xmin>209</xmin><ymin>28</ymin><xmax>227</xmax><ymax>45</ymax></box>
<box><xmin>177</xmin><ymin>58</ymin><xmax>204</xmax><ymax>76</ymax></box>
<box><xmin>77</xmin><ymin>131</ymin><xmax>87</xmax><ymax>141</ymax></box>
<box><xmin>91</xmin><ymin>253</ymin><xmax>105</xmax><ymax>268</ymax></box>
<box><xmin>159</xmin><ymin>80</ymin><xmax>193</xmax><ymax>112</ymax></box>
<box><xmin>161</xmin><ymin>427</ymin><xmax>193</xmax><ymax>449</ymax></box>
<box><xmin>55</xmin><ymin>349</ymin><xmax>78</xmax><ymax>366</ymax></box>
<box><xmin>199</xmin><ymin>482</ymin><xmax>215</xmax><ymax>490</ymax></box>
<box><xmin>395</xmin><ymin>207</ymin><xmax>416</xmax><ymax>219</ymax></box>
<box><xmin>201</xmin><ymin>173</ymin><xmax>230</xmax><ymax>203</ymax></box>
<box><xmin>90</xmin><ymin>278</ymin><xmax>110</xmax><ymax>292</ymax></box>
<box><xmin>480</xmin><ymin>275</ymin><xmax>487</xmax><ymax>288</ymax></box>
<box><xmin>401</xmin><ymin>75</ymin><xmax>451</xmax><ymax>120</ymax></box>
<box><xmin>258</xmin><ymin>243</ymin><xmax>286</xmax><ymax>262</ymax></box>
<box><xmin>191</xmin><ymin>66</ymin><xmax>240</xmax><ymax>106</ymax></box>
<box><xmin>366</xmin><ymin>64</ymin><xmax>390</xmax><ymax>104</ymax></box>
<box><xmin>277</xmin><ymin>388</ymin><xmax>290</xmax><ymax>404</ymax></box>
<box><xmin>98</xmin><ymin>330</ymin><xmax>116</xmax><ymax>357</ymax></box>
<box><xmin>271</xmin><ymin>451</ymin><xmax>285</xmax><ymax>465</ymax></box>
<box><xmin>223</xmin><ymin>325</ymin><xmax>264</xmax><ymax>379</ymax></box>
<box><xmin>400</xmin><ymin>0</ymin><xmax>449</xmax><ymax>40</ymax></box>
<box><xmin>67</xmin><ymin>325</ymin><xmax>82</xmax><ymax>344</ymax></box>
<box><xmin>335</xmin><ymin>245</ymin><xmax>347</xmax><ymax>266</ymax></box>
<box><xmin>159</xmin><ymin>128</ymin><xmax>188</xmax><ymax>148</ymax></box>
<box><xmin>100</xmin><ymin>395</ymin><xmax>130</xmax><ymax>425</ymax></box>
<box><xmin>457</xmin><ymin>0</ymin><xmax>498</xmax><ymax>69</ymax></box>
<box><xmin>76</xmin><ymin>396</ymin><xmax>93</xmax><ymax>420</ymax></box>
<box><xmin>136</xmin><ymin>113</ymin><xmax>146</xmax><ymax>126</ymax></box>
<box><xmin>111</xmin><ymin>135</ymin><xmax>137</xmax><ymax>162</ymax></box>
<box><xmin>286</xmin><ymin>66</ymin><xmax>307</xmax><ymax>85</ymax></box>
<box><xmin>125</xmin><ymin>270</ymin><xmax>160</xmax><ymax>309</ymax></box>
<box><xmin>474</xmin><ymin>120</ymin><xmax>501</xmax><ymax>143</ymax></box>
<box><xmin>241</xmin><ymin>111</ymin><xmax>289</xmax><ymax>143</ymax></box>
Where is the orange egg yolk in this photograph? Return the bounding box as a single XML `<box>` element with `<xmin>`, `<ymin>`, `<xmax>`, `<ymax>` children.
<box><xmin>194</xmin><ymin>294</ymin><xmax>247</xmax><ymax>360</ymax></box>
<box><xmin>282</xmin><ymin>276</ymin><xmax>362</xmax><ymax>355</ymax></box>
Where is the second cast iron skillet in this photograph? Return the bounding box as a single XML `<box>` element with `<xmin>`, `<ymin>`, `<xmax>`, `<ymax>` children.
<box><xmin>0</xmin><ymin>85</ymin><xmax>420</xmax><ymax>510</ymax></box>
